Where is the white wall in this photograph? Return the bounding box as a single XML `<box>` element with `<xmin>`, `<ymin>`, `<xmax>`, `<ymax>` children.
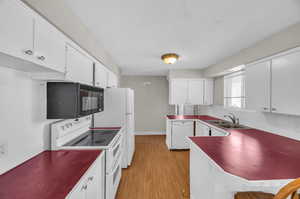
<box><xmin>199</xmin><ymin>105</ymin><xmax>300</xmax><ymax>141</ymax></box>
<box><xmin>0</xmin><ymin>67</ymin><xmax>54</xmax><ymax>174</ymax></box>
<box><xmin>203</xmin><ymin>22</ymin><xmax>300</xmax><ymax>77</ymax></box>
<box><xmin>120</xmin><ymin>76</ymin><xmax>173</xmax><ymax>134</ymax></box>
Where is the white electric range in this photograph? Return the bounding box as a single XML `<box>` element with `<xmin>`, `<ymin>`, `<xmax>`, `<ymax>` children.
<box><xmin>50</xmin><ymin>116</ymin><xmax>123</xmax><ymax>199</ymax></box>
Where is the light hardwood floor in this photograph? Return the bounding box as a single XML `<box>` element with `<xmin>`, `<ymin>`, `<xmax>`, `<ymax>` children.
<box><xmin>116</xmin><ymin>135</ymin><xmax>190</xmax><ymax>199</ymax></box>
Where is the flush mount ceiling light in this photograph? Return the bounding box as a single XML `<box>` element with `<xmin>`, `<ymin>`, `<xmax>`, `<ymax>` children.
<box><xmin>161</xmin><ymin>53</ymin><xmax>179</xmax><ymax>64</ymax></box>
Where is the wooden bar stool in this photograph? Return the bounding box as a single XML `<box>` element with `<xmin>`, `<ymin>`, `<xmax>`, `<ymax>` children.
<box><xmin>235</xmin><ymin>178</ymin><xmax>300</xmax><ymax>199</ymax></box>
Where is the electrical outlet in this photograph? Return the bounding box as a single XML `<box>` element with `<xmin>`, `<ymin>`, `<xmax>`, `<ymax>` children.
<box><xmin>0</xmin><ymin>143</ymin><xmax>6</xmax><ymax>158</ymax></box>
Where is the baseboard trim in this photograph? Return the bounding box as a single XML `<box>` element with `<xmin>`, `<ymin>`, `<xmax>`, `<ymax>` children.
<box><xmin>135</xmin><ymin>131</ymin><xmax>166</xmax><ymax>135</ymax></box>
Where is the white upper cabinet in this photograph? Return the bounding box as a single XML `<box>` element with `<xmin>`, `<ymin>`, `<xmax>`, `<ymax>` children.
<box><xmin>272</xmin><ymin>50</ymin><xmax>300</xmax><ymax>115</ymax></box>
<box><xmin>107</xmin><ymin>71</ymin><xmax>118</xmax><ymax>88</ymax></box>
<box><xmin>245</xmin><ymin>61</ymin><xmax>271</xmax><ymax>111</ymax></box>
<box><xmin>189</xmin><ymin>79</ymin><xmax>204</xmax><ymax>105</ymax></box>
<box><xmin>94</xmin><ymin>62</ymin><xmax>108</xmax><ymax>88</ymax></box>
<box><xmin>203</xmin><ymin>79</ymin><xmax>214</xmax><ymax>105</ymax></box>
<box><xmin>169</xmin><ymin>79</ymin><xmax>189</xmax><ymax>105</ymax></box>
<box><xmin>169</xmin><ymin>79</ymin><xmax>213</xmax><ymax>105</ymax></box>
<box><xmin>34</xmin><ymin>16</ymin><xmax>66</xmax><ymax>73</ymax></box>
<box><xmin>66</xmin><ymin>44</ymin><xmax>93</xmax><ymax>85</ymax></box>
<box><xmin>0</xmin><ymin>0</ymin><xmax>66</xmax><ymax>74</ymax></box>
<box><xmin>245</xmin><ymin>47</ymin><xmax>300</xmax><ymax>116</ymax></box>
<box><xmin>0</xmin><ymin>0</ymin><xmax>34</xmax><ymax>61</ymax></box>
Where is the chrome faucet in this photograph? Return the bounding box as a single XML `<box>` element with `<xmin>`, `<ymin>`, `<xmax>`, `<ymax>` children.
<box><xmin>224</xmin><ymin>113</ymin><xmax>239</xmax><ymax>124</ymax></box>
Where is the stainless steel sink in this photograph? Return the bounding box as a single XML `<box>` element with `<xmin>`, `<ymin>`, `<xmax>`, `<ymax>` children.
<box><xmin>205</xmin><ymin>120</ymin><xmax>250</xmax><ymax>129</ymax></box>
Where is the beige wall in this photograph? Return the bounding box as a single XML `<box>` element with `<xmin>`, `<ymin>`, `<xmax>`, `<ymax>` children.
<box><xmin>120</xmin><ymin>76</ymin><xmax>172</xmax><ymax>133</ymax></box>
<box><xmin>203</xmin><ymin>22</ymin><xmax>300</xmax><ymax>77</ymax></box>
<box><xmin>22</xmin><ymin>0</ymin><xmax>120</xmax><ymax>75</ymax></box>
<box><xmin>168</xmin><ymin>69</ymin><xmax>203</xmax><ymax>79</ymax></box>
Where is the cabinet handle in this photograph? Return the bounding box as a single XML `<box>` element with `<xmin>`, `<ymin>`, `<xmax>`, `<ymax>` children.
<box><xmin>262</xmin><ymin>107</ymin><xmax>268</xmax><ymax>111</ymax></box>
<box><xmin>88</xmin><ymin>176</ymin><xmax>94</xmax><ymax>181</ymax></box>
<box><xmin>37</xmin><ymin>56</ymin><xmax>46</xmax><ymax>61</ymax></box>
<box><xmin>272</xmin><ymin>108</ymin><xmax>277</xmax><ymax>111</ymax></box>
<box><xmin>24</xmin><ymin>49</ymin><xmax>33</xmax><ymax>55</ymax></box>
<box><xmin>81</xmin><ymin>184</ymin><xmax>87</xmax><ymax>191</ymax></box>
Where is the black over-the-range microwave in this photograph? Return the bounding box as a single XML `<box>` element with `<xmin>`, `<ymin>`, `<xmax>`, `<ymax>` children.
<box><xmin>47</xmin><ymin>82</ymin><xmax>104</xmax><ymax>119</ymax></box>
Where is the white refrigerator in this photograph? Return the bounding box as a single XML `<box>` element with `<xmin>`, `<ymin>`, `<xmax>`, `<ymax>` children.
<box><xmin>94</xmin><ymin>88</ymin><xmax>135</xmax><ymax>168</ymax></box>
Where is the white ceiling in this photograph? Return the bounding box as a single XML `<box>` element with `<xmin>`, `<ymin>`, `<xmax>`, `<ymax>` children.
<box><xmin>66</xmin><ymin>0</ymin><xmax>300</xmax><ymax>76</ymax></box>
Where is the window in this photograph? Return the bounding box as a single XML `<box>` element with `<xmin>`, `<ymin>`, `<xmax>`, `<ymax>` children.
<box><xmin>224</xmin><ymin>71</ymin><xmax>245</xmax><ymax>109</ymax></box>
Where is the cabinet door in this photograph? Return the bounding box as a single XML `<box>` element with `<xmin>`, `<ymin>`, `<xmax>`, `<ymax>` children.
<box><xmin>0</xmin><ymin>0</ymin><xmax>34</xmax><ymax>60</ymax></box>
<box><xmin>171</xmin><ymin>121</ymin><xmax>194</xmax><ymax>149</ymax></box>
<box><xmin>169</xmin><ymin>79</ymin><xmax>189</xmax><ymax>105</ymax></box>
<box><xmin>204</xmin><ymin>79</ymin><xmax>214</xmax><ymax>105</ymax></box>
<box><xmin>166</xmin><ymin>119</ymin><xmax>172</xmax><ymax>148</ymax></box>
<box><xmin>245</xmin><ymin>61</ymin><xmax>271</xmax><ymax>111</ymax></box>
<box><xmin>86</xmin><ymin>163</ymin><xmax>99</xmax><ymax>199</ymax></box>
<box><xmin>195</xmin><ymin>122</ymin><xmax>210</xmax><ymax>136</ymax></box>
<box><xmin>107</xmin><ymin>71</ymin><xmax>118</xmax><ymax>88</ymax></box>
<box><xmin>272</xmin><ymin>51</ymin><xmax>300</xmax><ymax>115</ymax></box>
<box><xmin>67</xmin><ymin>178</ymin><xmax>87</xmax><ymax>199</ymax></box>
<box><xmin>66</xmin><ymin>45</ymin><xmax>93</xmax><ymax>85</ymax></box>
<box><xmin>189</xmin><ymin>80</ymin><xmax>204</xmax><ymax>105</ymax></box>
<box><xmin>34</xmin><ymin>16</ymin><xmax>66</xmax><ymax>73</ymax></box>
<box><xmin>210</xmin><ymin>128</ymin><xmax>227</xmax><ymax>136</ymax></box>
<box><xmin>95</xmin><ymin>62</ymin><xmax>108</xmax><ymax>88</ymax></box>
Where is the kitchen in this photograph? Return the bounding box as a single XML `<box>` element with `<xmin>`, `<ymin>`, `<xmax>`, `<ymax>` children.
<box><xmin>1</xmin><ymin>0</ymin><xmax>300</xmax><ymax>199</ymax></box>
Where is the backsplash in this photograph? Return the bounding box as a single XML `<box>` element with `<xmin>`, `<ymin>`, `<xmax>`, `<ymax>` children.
<box><xmin>199</xmin><ymin>105</ymin><xmax>300</xmax><ymax>140</ymax></box>
<box><xmin>0</xmin><ymin>66</ymin><xmax>55</xmax><ymax>174</ymax></box>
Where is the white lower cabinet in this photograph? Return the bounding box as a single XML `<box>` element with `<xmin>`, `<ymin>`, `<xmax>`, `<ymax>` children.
<box><xmin>190</xmin><ymin>142</ymin><xmax>213</xmax><ymax>199</ymax></box>
<box><xmin>210</xmin><ymin>128</ymin><xmax>228</xmax><ymax>136</ymax></box>
<box><xmin>195</xmin><ymin>121</ymin><xmax>210</xmax><ymax>136</ymax></box>
<box><xmin>67</xmin><ymin>153</ymin><xmax>104</xmax><ymax>199</ymax></box>
<box><xmin>167</xmin><ymin>120</ymin><xmax>194</xmax><ymax>149</ymax></box>
<box><xmin>195</xmin><ymin>122</ymin><xmax>228</xmax><ymax>137</ymax></box>
<box><xmin>166</xmin><ymin>119</ymin><xmax>172</xmax><ymax>148</ymax></box>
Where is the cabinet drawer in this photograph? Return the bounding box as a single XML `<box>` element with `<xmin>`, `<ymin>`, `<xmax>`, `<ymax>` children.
<box><xmin>66</xmin><ymin>155</ymin><xmax>101</xmax><ymax>199</ymax></box>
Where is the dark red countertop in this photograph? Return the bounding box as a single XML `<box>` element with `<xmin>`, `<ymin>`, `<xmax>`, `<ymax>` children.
<box><xmin>182</xmin><ymin>115</ymin><xmax>300</xmax><ymax>180</ymax></box>
<box><xmin>0</xmin><ymin>150</ymin><xmax>102</xmax><ymax>199</ymax></box>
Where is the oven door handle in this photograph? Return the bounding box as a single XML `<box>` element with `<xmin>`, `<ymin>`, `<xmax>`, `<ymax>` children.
<box><xmin>111</xmin><ymin>133</ymin><xmax>122</xmax><ymax>148</ymax></box>
<box><xmin>111</xmin><ymin>152</ymin><xmax>122</xmax><ymax>172</ymax></box>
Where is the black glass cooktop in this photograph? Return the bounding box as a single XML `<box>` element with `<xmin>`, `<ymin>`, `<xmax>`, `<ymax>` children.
<box><xmin>63</xmin><ymin>129</ymin><xmax>119</xmax><ymax>147</ymax></box>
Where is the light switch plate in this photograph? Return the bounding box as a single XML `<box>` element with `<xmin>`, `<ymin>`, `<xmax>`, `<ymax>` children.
<box><xmin>0</xmin><ymin>143</ymin><xmax>6</xmax><ymax>158</ymax></box>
